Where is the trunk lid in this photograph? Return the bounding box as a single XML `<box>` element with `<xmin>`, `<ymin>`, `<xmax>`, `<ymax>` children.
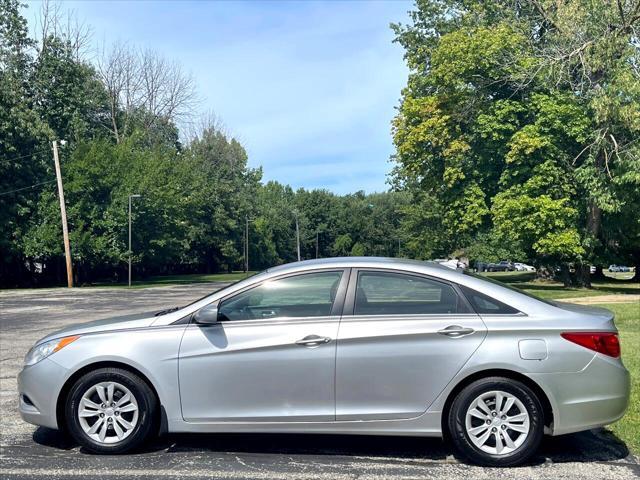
<box><xmin>553</xmin><ymin>302</ymin><xmax>617</xmax><ymax>330</ymax></box>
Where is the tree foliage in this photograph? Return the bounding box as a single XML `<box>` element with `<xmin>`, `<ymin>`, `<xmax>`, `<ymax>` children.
<box><xmin>0</xmin><ymin>1</ymin><xmax>406</xmax><ymax>287</ymax></box>
<box><xmin>392</xmin><ymin>0</ymin><xmax>640</xmax><ymax>284</ymax></box>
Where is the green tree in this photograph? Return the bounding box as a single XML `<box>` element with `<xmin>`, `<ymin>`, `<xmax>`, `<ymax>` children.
<box><xmin>184</xmin><ymin>126</ymin><xmax>261</xmax><ymax>272</ymax></box>
<box><xmin>392</xmin><ymin>0</ymin><xmax>640</xmax><ymax>285</ymax></box>
<box><xmin>0</xmin><ymin>0</ymin><xmax>49</xmax><ymax>286</ymax></box>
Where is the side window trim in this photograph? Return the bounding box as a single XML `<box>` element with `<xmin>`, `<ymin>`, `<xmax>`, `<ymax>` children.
<box><xmin>215</xmin><ymin>268</ymin><xmax>350</xmax><ymax>323</ymax></box>
<box><xmin>342</xmin><ymin>268</ymin><xmax>473</xmax><ymax>317</ymax></box>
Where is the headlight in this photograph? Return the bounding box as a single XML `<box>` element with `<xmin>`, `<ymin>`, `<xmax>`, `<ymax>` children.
<box><xmin>24</xmin><ymin>336</ymin><xmax>79</xmax><ymax>366</ymax></box>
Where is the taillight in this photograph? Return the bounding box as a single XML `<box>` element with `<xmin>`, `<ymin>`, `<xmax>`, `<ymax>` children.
<box><xmin>561</xmin><ymin>332</ymin><xmax>620</xmax><ymax>358</ymax></box>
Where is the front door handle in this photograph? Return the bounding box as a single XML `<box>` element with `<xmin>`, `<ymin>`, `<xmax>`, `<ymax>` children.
<box><xmin>437</xmin><ymin>325</ymin><xmax>475</xmax><ymax>337</ymax></box>
<box><xmin>296</xmin><ymin>335</ymin><xmax>331</xmax><ymax>347</ymax></box>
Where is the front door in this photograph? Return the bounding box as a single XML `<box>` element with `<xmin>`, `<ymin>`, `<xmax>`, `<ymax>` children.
<box><xmin>336</xmin><ymin>269</ymin><xmax>486</xmax><ymax>420</ymax></box>
<box><xmin>179</xmin><ymin>269</ymin><xmax>347</xmax><ymax>422</ymax></box>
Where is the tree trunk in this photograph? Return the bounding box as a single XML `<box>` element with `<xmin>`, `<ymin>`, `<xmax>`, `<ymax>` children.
<box><xmin>587</xmin><ymin>201</ymin><xmax>602</xmax><ymax>237</ymax></box>
<box><xmin>632</xmin><ymin>261</ymin><xmax>640</xmax><ymax>283</ymax></box>
<box><xmin>575</xmin><ymin>264</ymin><xmax>592</xmax><ymax>288</ymax></box>
<box><xmin>111</xmin><ymin>99</ymin><xmax>120</xmax><ymax>144</ymax></box>
<box><xmin>559</xmin><ymin>264</ymin><xmax>571</xmax><ymax>287</ymax></box>
<box><xmin>592</xmin><ymin>265</ymin><xmax>607</xmax><ymax>281</ymax></box>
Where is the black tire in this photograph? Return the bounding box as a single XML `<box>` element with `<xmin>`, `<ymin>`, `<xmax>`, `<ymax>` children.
<box><xmin>447</xmin><ymin>377</ymin><xmax>544</xmax><ymax>467</ymax></box>
<box><xmin>65</xmin><ymin>367</ymin><xmax>158</xmax><ymax>454</ymax></box>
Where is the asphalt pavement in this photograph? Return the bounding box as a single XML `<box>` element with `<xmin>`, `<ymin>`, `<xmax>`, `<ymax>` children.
<box><xmin>1</xmin><ymin>285</ymin><xmax>638</xmax><ymax>479</ymax></box>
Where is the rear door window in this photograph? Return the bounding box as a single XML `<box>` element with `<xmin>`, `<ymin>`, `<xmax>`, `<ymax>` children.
<box><xmin>354</xmin><ymin>271</ymin><xmax>469</xmax><ymax>315</ymax></box>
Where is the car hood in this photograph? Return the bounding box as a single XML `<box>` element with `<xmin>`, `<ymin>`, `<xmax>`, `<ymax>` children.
<box><xmin>36</xmin><ymin>311</ymin><xmax>158</xmax><ymax>346</ymax></box>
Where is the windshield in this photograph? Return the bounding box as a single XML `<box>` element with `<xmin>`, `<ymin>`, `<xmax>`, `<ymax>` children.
<box><xmin>167</xmin><ymin>271</ymin><xmax>264</xmax><ymax>312</ymax></box>
<box><xmin>462</xmin><ymin>271</ymin><xmax>556</xmax><ymax>306</ymax></box>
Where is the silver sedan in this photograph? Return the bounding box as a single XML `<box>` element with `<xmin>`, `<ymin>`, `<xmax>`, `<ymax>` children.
<box><xmin>18</xmin><ymin>257</ymin><xmax>630</xmax><ymax>466</ymax></box>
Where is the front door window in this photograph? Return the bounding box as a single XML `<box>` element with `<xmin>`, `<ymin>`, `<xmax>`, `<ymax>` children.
<box><xmin>218</xmin><ymin>271</ymin><xmax>343</xmax><ymax>321</ymax></box>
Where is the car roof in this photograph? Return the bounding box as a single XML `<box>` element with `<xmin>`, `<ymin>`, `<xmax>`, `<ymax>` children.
<box><xmin>265</xmin><ymin>256</ymin><xmax>455</xmax><ymax>275</ymax></box>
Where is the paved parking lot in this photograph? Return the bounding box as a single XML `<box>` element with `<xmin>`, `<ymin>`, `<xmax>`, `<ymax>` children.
<box><xmin>1</xmin><ymin>285</ymin><xmax>638</xmax><ymax>479</ymax></box>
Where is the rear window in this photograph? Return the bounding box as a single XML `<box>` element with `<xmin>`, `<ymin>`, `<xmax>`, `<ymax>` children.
<box><xmin>462</xmin><ymin>270</ymin><xmax>556</xmax><ymax>306</ymax></box>
<box><xmin>459</xmin><ymin>285</ymin><xmax>520</xmax><ymax>315</ymax></box>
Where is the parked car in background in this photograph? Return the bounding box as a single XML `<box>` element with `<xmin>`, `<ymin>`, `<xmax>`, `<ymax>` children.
<box><xmin>486</xmin><ymin>261</ymin><xmax>515</xmax><ymax>272</ymax></box>
<box><xmin>513</xmin><ymin>263</ymin><xmax>535</xmax><ymax>272</ymax></box>
<box><xmin>609</xmin><ymin>265</ymin><xmax>631</xmax><ymax>272</ymax></box>
<box><xmin>18</xmin><ymin>257</ymin><xmax>630</xmax><ymax>467</ymax></box>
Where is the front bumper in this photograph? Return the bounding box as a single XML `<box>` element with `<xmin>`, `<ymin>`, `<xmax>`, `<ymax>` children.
<box><xmin>530</xmin><ymin>353</ymin><xmax>631</xmax><ymax>436</ymax></box>
<box><xmin>17</xmin><ymin>358</ymin><xmax>69</xmax><ymax>430</ymax></box>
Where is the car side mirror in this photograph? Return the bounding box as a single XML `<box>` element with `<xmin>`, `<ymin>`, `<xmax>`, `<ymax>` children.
<box><xmin>194</xmin><ymin>304</ymin><xmax>219</xmax><ymax>325</ymax></box>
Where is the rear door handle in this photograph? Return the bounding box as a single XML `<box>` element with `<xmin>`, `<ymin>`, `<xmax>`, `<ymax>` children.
<box><xmin>438</xmin><ymin>325</ymin><xmax>475</xmax><ymax>337</ymax></box>
<box><xmin>296</xmin><ymin>335</ymin><xmax>331</xmax><ymax>347</ymax></box>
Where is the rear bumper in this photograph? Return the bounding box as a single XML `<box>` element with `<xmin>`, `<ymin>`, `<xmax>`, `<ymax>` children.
<box><xmin>530</xmin><ymin>354</ymin><xmax>630</xmax><ymax>436</ymax></box>
<box><xmin>17</xmin><ymin>358</ymin><xmax>68</xmax><ymax>430</ymax></box>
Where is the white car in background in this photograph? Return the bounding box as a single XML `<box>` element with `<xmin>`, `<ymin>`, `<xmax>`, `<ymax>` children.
<box><xmin>513</xmin><ymin>263</ymin><xmax>535</xmax><ymax>272</ymax></box>
<box><xmin>434</xmin><ymin>259</ymin><xmax>463</xmax><ymax>270</ymax></box>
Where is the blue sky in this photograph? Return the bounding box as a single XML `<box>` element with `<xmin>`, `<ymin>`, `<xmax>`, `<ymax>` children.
<box><xmin>26</xmin><ymin>1</ymin><xmax>412</xmax><ymax>194</ymax></box>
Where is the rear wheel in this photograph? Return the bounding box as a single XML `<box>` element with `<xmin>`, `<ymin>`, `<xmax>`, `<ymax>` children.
<box><xmin>65</xmin><ymin>367</ymin><xmax>158</xmax><ymax>453</ymax></box>
<box><xmin>447</xmin><ymin>377</ymin><xmax>544</xmax><ymax>466</ymax></box>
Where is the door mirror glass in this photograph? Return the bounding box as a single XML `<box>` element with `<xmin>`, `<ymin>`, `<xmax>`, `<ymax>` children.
<box><xmin>194</xmin><ymin>304</ymin><xmax>219</xmax><ymax>324</ymax></box>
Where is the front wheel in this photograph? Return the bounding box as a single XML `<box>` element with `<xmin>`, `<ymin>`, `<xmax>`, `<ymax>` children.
<box><xmin>65</xmin><ymin>367</ymin><xmax>158</xmax><ymax>453</ymax></box>
<box><xmin>447</xmin><ymin>377</ymin><xmax>544</xmax><ymax>467</ymax></box>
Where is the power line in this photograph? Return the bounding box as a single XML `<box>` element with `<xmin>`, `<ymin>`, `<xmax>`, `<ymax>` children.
<box><xmin>0</xmin><ymin>179</ymin><xmax>57</xmax><ymax>197</ymax></box>
<box><xmin>0</xmin><ymin>147</ymin><xmax>52</xmax><ymax>165</ymax></box>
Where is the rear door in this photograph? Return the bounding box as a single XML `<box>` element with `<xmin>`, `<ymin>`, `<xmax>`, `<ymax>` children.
<box><xmin>335</xmin><ymin>269</ymin><xmax>486</xmax><ymax>420</ymax></box>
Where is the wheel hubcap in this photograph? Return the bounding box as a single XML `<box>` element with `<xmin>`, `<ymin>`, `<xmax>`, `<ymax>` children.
<box><xmin>464</xmin><ymin>390</ymin><xmax>530</xmax><ymax>455</ymax></box>
<box><xmin>77</xmin><ymin>381</ymin><xmax>139</xmax><ymax>444</ymax></box>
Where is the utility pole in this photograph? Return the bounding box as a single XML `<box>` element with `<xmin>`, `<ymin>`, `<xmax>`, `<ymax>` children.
<box><xmin>128</xmin><ymin>194</ymin><xmax>141</xmax><ymax>287</ymax></box>
<box><xmin>243</xmin><ymin>216</ymin><xmax>256</xmax><ymax>273</ymax></box>
<box><xmin>315</xmin><ymin>231</ymin><xmax>319</xmax><ymax>259</ymax></box>
<box><xmin>52</xmin><ymin>140</ymin><xmax>73</xmax><ymax>288</ymax></box>
<box><xmin>294</xmin><ymin>212</ymin><xmax>301</xmax><ymax>261</ymax></box>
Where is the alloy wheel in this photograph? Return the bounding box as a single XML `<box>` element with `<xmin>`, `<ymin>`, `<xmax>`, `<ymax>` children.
<box><xmin>77</xmin><ymin>381</ymin><xmax>139</xmax><ymax>444</ymax></box>
<box><xmin>464</xmin><ymin>390</ymin><xmax>530</xmax><ymax>455</ymax></box>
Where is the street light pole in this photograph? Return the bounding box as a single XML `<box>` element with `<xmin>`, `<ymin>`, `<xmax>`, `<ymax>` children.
<box><xmin>52</xmin><ymin>140</ymin><xmax>73</xmax><ymax>288</ymax></box>
<box><xmin>245</xmin><ymin>215</ymin><xmax>249</xmax><ymax>273</ymax></box>
<box><xmin>294</xmin><ymin>212</ymin><xmax>301</xmax><ymax>262</ymax></box>
<box><xmin>128</xmin><ymin>194</ymin><xmax>141</xmax><ymax>287</ymax></box>
<box><xmin>243</xmin><ymin>215</ymin><xmax>255</xmax><ymax>273</ymax></box>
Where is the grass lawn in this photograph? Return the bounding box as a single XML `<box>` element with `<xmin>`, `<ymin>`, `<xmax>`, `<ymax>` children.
<box><xmin>489</xmin><ymin>272</ymin><xmax>639</xmax><ymax>453</ymax></box>
<box><xmin>598</xmin><ymin>302</ymin><xmax>640</xmax><ymax>454</ymax></box>
<box><xmin>483</xmin><ymin>271</ymin><xmax>639</xmax><ymax>299</ymax></box>
<box><xmin>90</xmin><ymin>271</ymin><xmax>257</xmax><ymax>289</ymax></box>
